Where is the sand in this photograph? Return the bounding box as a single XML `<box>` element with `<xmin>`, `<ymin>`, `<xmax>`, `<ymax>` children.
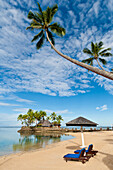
<box><xmin>0</xmin><ymin>131</ymin><xmax>113</xmax><ymax>170</ymax></box>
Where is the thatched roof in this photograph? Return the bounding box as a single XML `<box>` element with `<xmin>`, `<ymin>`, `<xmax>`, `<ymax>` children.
<box><xmin>38</xmin><ymin>120</ymin><xmax>52</xmax><ymax>127</ymax></box>
<box><xmin>66</xmin><ymin>116</ymin><xmax>98</xmax><ymax>127</ymax></box>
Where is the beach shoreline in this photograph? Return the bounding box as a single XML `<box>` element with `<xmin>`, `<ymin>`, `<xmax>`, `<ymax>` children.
<box><xmin>0</xmin><ymin>131</ymin><xmax>113</xmax><ymax>170</ymax></box>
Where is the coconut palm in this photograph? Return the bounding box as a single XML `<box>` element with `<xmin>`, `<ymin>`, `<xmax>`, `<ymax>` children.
<box><xmin>46</xmin><ymin>116</ymin><xmax>51</xmax><ymax>121</ymax></box>
<box><xmin>26</xmin><ymin>3</ymin><xmax>113</xmax><ymax>80</ymax></box>
<box><xmin>22</xmin><ymin>114</ymin><xmax>29</xmax><ymax>126</ymax></box>
<box><xmin>56</xmin><ymin>115</ymin><xmax>63</xmax><ymax>125</ymax></box>
<box><xmin>39</xmin><ymin>110</ymin><xmax>47</xmax><ymax>121</ymax></box>
<box><xmin>17</xmin><ymin>114</ymin><xmax>23</xmax><ymax>124</ymax></box>
<box><xmin>34</xmin><ymin>111</ymin><xmax>41</xmax><ymax>126</ymax></box>
<box><xmin>82</xmin><ymin>41</ymin><xmax>112</xmax><ymax>70</ymax></box>
<box><xmin>26</xmin><ymin>3</ymin><xmax>65</xmax><ymax>49</ymax></box>
<box><xmin>27</xmin><ymin>109</ymin><xmax>35</xmax><ymax>125</ymax></box>
<box><xmin>50</xmin><ymin>112</ymin><xmax>57</xmax><ymax>121</ymax></box>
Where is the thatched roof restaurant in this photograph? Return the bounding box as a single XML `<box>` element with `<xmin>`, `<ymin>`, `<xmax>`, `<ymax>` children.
<box><xmin>66</xmin><ymin>116</ymin><xmax>98</xmax><ymax>127</ymax></box>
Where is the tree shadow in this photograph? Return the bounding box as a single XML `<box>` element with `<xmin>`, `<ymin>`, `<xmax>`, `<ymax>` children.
<box><xmin>66</xmin><ymin>140</ymin><xmax>81</xmax><ymax>150</ymax></box>
<box><xmin>99</xmin><ymin>151</ymin><xmax>113</xmax><ymax>170</ymax></box>
<box><xmin>104</xmin><ymin>139</ymin><xmax>113</xmax><ymax>144</ymax></box>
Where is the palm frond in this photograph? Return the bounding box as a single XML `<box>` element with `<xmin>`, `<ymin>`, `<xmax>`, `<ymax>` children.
<box><xmin>95</xmin><ymin>44</ymin><xmax>99</xmax><ymax>54</ymax></box>
<box><xmin>47</xmin><ymin>30</ymin><xmax>55</xmax><ymax>45</ymax></box>
<box><xmin>83</xmin><ymin>48</ymin><xmax>93</xmax><ymax>56</ymax></box>
<box><xmin>51</xmin><ymin>4</ymin><xmax>58</xmax><ymax>18</ymax></box>
<box><xmin>30</xmin><ymin>20</ymin><xmax>42</xmax><ymax>27</ymax></box>
<box><xmin>82</xmin><ymin>58</ymin><xmax>94</xmax><ymax>64</ymax></box>
<box><xmin>36</xmin><ymin>33</ymin><xmax>45</xmax><ymax>49</ymax></box>
<box><xmin>91</xmin><ymin>42</ymin><xmax>95</xmax><ymax>53</ymax></box>
<box><xmin>31</xmin><ymin>30</ymin><xmax>44</xmax><ymax>42</ymax></box>
<box><xmin>26</xmin><ymin>25</ymin><xmax>42</xmax><ymax>30</ymax></box>
<box><xmin>90</xmin><ymin>59</ymin><xmax>93</xmax><ymax>66</ymax></box>
<box><xmin>99</xmin><ymin>58</ymin><xmax>107</xmax><ymax>65</ymax></box>
<box><xmin>98</xmin><ymin>41</ymin><xmax>103</xmax><ymax>48</ymax></box>
<box><xmin>99</xmin><ymin>48</ymin><xmax>112</xmax><ymax>55</ymax></box>
<box><xmin>100</xmin><ymin>52</ymin><xmax>112</xmax><ymax>57</ymax></box>
<box><xmin>49</xmin><ymin>23</ymin><xmax>66</xmax><ymax>37</ymax></box>
<box><xmin>27</xmin><ymin>11</ymin><xmax>34</xmax><ymax>19</ymax></box>
<box><xmin>45</xmin><ymin>7</ymin><xmax>52</xmax><ymax>24</ymax></box>
<box><xmin>26</xmin><ymin>26</ymin><xmax>34</xmax><ymax>30</ymax></box>
<box><xmin>27</xmin><ymin>11</ymin><xmax>42</xmax><ymax>23</ymax></box>
<box><xmin>37</xmin><ymin>2</ymin><xmax>45</xmax><ymax>24</ymax></box>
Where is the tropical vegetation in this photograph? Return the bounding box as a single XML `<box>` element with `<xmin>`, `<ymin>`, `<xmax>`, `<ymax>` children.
<box><xmin>26</xmin><ymin>2</ymin><xmax>113</xmax><ymax>80</ymax></box>
<box><xmin>17</xmin><ymin>109</ymin><xmax>63</xmax><ymax>127</ymax></box>
<box><xmin>82</xmin><ymin>41</ymin><xmax>112</xmax><ymax>71</ymax></box>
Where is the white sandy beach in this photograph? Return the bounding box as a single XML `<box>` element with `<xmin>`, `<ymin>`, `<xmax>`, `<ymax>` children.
<box><xmin>0</xmin><ymin>131</ymin><xmax>113</xmax><ymax>170</ymax></box>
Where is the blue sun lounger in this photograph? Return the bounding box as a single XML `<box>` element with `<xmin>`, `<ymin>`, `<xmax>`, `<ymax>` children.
<box><xmin>63</xmin><ymin>148</ymin><xmax>90</xmax><ymax>164</ymax></box>
<box><xmin>74</xmin><ymin>144</ymin><xmax>98</xmax><ymax>156</ymax></box>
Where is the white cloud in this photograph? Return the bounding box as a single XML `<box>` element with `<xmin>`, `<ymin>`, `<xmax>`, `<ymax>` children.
<box><xmin>96</xmin><ymin>105</ymin><xmax>108</xmax><ymax>111</ymax></box>
<box><xmin>13</xmin><ymin>108</ymin><xmax>29</xmax><ymax>113</ymax></box>
<box><xmin>44</xmin><ymin>109</ymin><xmax>72</xmax><ymax>114</ymax></box>
<box><xmin>0</xmin><ymin>95</ymin><xmax>34</xmax><ymax>105</ymax></box>
<box><xmin>93</xmin><ymin>1</ymin><xmax>100</xmax><ymax>17</ymax></box>
<box><xmin>0</xmin><ymin>102</ymin><xmax>18</xmax><ymax>106</ymax></box>
<box><xmin>107</xmin><ymin>0</ymin><xmax>113</xmax><ymax>11</ymax></box>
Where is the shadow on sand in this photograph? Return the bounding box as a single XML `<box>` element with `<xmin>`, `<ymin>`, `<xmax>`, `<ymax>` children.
<box><xmin>66</xmin><ymin>140</ymin><xmax>81</xmax><ymax>150</ymax></box>
<box><xmin>99</xmin><ymin>151</ymin><xmax>113</xmax><ymax>170</ymax></box>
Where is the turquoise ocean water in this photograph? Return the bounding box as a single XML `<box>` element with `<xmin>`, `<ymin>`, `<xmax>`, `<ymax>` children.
<box><xmin>0</xmin><ymin>127</ymin><xmax>74</xmax><ymax>156</ymax></box>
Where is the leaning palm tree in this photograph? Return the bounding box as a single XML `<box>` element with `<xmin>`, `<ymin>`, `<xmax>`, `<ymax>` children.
<box><xmin>82</xmin><ymin>42</ymin><xmax>112</xmax><ymax>71</ymax></box>
<box><xmin>26</xmin><ymin>3</ymin><xmax>65</xmax><ymax>49</ymax></box>
<box><xmin>26</xmin><ymin>2</ymin><xmax>113</xmax><ymax>80</ymax></box>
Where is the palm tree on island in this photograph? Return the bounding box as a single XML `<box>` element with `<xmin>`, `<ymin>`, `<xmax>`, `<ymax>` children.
<box><xmin>39</xmin><ymin>110</ymin><xmax>47</xmax><ymax>121</ymax></box>
<box><xmin>82</xmin><ymin>41</ymin><xmax>112</xmax><ymax>71</ymax></box>
<box><xmin>26</xmin><ymin>2</ymin><xmax>113</xmax><ymax>80</ymax></box>
<box><xmin>34</xmin><ymin>111</ymin><xmax>41</xmax><ymax>127</ymax></box>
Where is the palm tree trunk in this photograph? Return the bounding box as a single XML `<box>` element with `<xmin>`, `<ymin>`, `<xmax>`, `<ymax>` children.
<box><xmin>96</xmin><ymin>59</ymin><xmax>105</xmax><ymax>71</ymax></box>
<box><xmin>46</xmin><ymin>31</ymin><xmax>113</xmax><ymax>80</ymax></box>
<box><xmin>36</xmin><ymin>119</ymin><xmax>37</xmax><ymax>127</ymax></box>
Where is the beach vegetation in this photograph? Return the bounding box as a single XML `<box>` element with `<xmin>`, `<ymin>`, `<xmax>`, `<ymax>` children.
<box><xmin>56</xmin><ymin>115</ymin><xmax>63</xmax><ymax>125</ymax></box>
<box><xmin>17</xmin><ymin>109</ymin><xmax>63</xmax><ymax>127</ymax></box>
<box><xmin>82</xmin><ymin>41</ymin><xmax>112</xmax><ymax>71</ymax></box>
<box><xmin>34</xmin><ymin>111</ymin><xmax>41</xmax><ymax>127</ymax></box>
<box><xmin>26</xmin><ymin>2</ymin><xmax>113</xmax><ymax>80</ymax></box>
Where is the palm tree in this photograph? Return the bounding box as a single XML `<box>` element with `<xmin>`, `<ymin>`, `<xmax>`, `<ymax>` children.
<box><xmin>46</xmin><ymin>116</ymin><xmax>51</xmax><ymax>121</ymax></box>
<box><xmin>17</xmin><ymin>114</ymin><xmax>23</xmax><ymax>124</ymax></box>
<box><xmin>27</xmin><ymin>109</ymin><xmax>35</xmax><ymax>126</ymax></box>
<box><xmin>39</xmin><ymin>110</ymin><xmax>47</xmax><ymax>121</ymax></box>
<box><xmin>34</xmin><ymin>111</ymin><xmax>41</xmax><ymax>126</ymax></box>
<box><xmin>26</xmin><ymin>3</ymin><xmax>113</xmax><ymax>80</ymax></box>
<box><xmin>50</xmin><ymin>112</ymin><xmax>57</xmax><ymax>121</ymax></box>
<box><xmin>22</xmin><ymin>114</ymin><xmax>29</xmax><ymax>126</ymax></box>
<box><xmin>50</xmin><ymin>112</ymin><xmax>57</xmax><ymax>126</ymax></box>
<box><xmin>82</xmin><ymin>41</ymin><xmax>112</xmax><ymax>71</ymax></box>
<box><xmin>26</xmin><ymin>3</ymin><xmax>65</xmax><ymax>49</ymax></box>
<box><xmin>56</xmin><ymin>115</ymin><xmax>63</xmax><ymax>125</ymax></box>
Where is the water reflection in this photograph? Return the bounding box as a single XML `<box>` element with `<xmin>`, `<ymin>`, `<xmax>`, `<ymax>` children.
<box><xmin>13</xmin><ymin>132</ymin><xmax>68</xmax><ymax>152</ymax></box>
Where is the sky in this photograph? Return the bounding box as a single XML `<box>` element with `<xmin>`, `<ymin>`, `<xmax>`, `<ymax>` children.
<box><xmin>0</xmin><ymin>0</ymin><xmax>113</xmax><ymax>126</ymax></box>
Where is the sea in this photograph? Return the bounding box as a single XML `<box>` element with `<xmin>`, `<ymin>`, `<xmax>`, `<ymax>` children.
<box><xmin>0</xmin><ymin>127</ymin><xmax>75</xmax><ymax>156</ymax></box>
<box><xmin>0</xmin><ymin>126</ymin><xmax>112</xmax><ymax>157</ymax></box>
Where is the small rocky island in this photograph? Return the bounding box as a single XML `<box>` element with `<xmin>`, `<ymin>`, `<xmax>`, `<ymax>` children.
<box><xmin>17</xmin><ymin>109</ymin><xmax>64</xmax><ymax>134</ymax></box>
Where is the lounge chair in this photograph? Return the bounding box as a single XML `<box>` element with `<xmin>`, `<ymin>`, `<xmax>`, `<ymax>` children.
<box><xmin>74</xmin><ymin>144</ymin><xmax>98</xmax><ymax>157</ymax></box>
<box><xmin>63</xmin><ymin>148</ymin><xmax>90</xmax><ymax>164</ymax></box>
